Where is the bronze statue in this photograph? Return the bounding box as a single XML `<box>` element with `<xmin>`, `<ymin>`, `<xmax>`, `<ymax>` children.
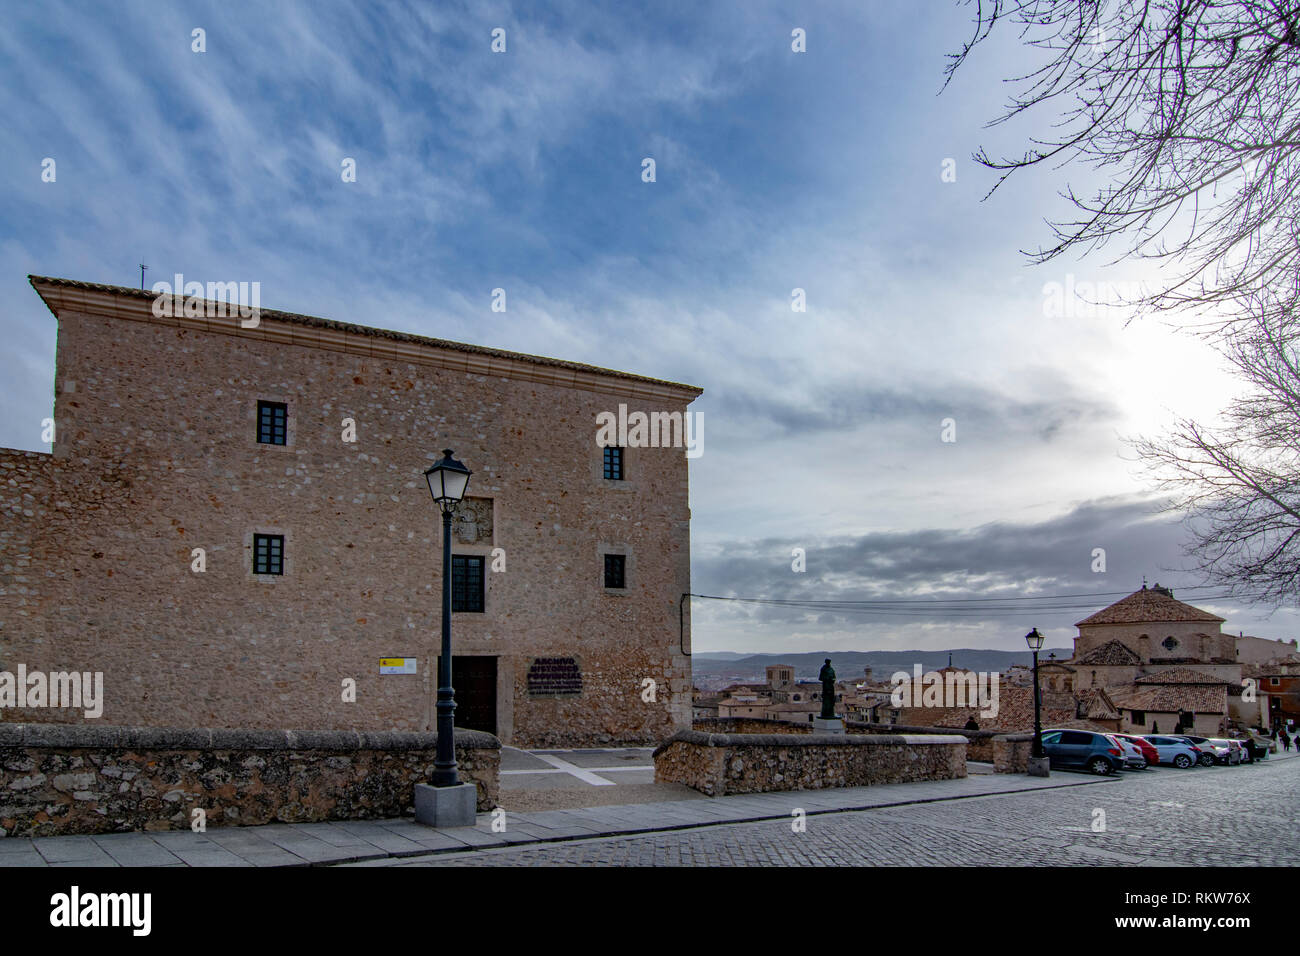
<box><xmin>818</xmin><ymin>658</ymin><xmax>836</xmax><ymax>719</ymax></box>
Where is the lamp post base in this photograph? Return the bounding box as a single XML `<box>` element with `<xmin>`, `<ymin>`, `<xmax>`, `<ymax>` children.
<box><xmin>812</xmin><ymin>717</ymin><xmax>846</xmax><ymax>735</ymax></box>
<box><xmin>1027</xmin><ymin>756</ymin><xmax>1051</xmax><ymax>777</ymax></box>
<box><xmin>413</xmin><ymin>782</ymin><xmax>477</xmax><ymax>828</ymax></box>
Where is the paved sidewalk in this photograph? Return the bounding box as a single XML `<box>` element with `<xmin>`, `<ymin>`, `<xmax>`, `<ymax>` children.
<box><xmin>0</xmin><ymin>770</ymin><xmax>1114</xmax><ymax>867</ymax></box>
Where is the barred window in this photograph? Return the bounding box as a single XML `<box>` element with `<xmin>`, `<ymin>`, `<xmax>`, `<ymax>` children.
<box><xmin>253</xmin><ymin>534</ymin><xmax>284</xmax><ymax>575</ymax></box>
<box><xmin>604</xmin><ymin>553</ymin><xmax>626</xmax><ymax>589</ymax></box>
<box><xmin>602</xmin><ymin>446</ymin><xmax>624</xmax><ymax>480</ymax></box>
<box><xmin>257</xmin><ymin>401</ymin><xmax>287</xmax><ymax>445</ymax></box>
<box><xmin>453</xmin><ymin>555</ymin><xmax>485</xmax><ymax>612</ymax></box>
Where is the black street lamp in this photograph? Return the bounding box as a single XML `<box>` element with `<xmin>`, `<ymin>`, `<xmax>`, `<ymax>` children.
<box><xmin>1026</xmin><ymin>627</ymin><xmax>1045</xmax><ymax>760</ymax></box>
<box><xmin>424</xmin><ymin>449</ymin><xmax>472</xmax><ymax>788</ymax></box>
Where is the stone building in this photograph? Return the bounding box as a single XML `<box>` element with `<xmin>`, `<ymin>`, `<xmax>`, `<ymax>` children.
<box><xmin>1235</xmin><ymin>634</ymin><xmax>1300</xmax><ymax>666</ymax></box>
<box><xmin>1067</xmin><ymin>584</ymin><xmax>1243</xmax><ymax>735</ymax></box>
<box><xmin>1072</xmin><ymin>584</ymin><xmax>1241</xmax><ymax>688</ymax></box>
<box><xmin>0</xmin><ymin>276</ymin><xmax>702</xmax><ymax>747</ymax></box>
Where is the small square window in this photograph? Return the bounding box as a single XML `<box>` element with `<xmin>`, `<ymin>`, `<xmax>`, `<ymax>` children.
<box><xmin>604</xmin><ymin>553</ymin><xmax>626</xmax><ymax>589</ymax></box>
<box><xmin>253</xmin><ymin>534</ymin><xmax>284</xmax><ymax>575</ymax></box>
<box><xmin>258</xmin><ymin>401</ymin><xmax>287</xmax><ymax>445</ymax></box>
<box><xmin>603</xmin><ymin>446</ymin><xmax>624</xmax><ymax>480</ymax></box>
<box><xmin>453</xmin><ymin>555</ymin><xmax>485</xmax><ymax>612</ymax></box>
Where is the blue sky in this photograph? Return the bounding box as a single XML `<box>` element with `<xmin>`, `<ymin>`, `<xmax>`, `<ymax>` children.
<box><xmin>2</xmin><ymin>0</ymin><xmax>1292</xmax><ymax>652</ymax></box>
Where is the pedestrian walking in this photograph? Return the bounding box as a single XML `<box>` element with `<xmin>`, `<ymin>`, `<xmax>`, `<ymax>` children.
<box><xmin>1281</xmin><ymin>730</ymin><xmax>1292</xmax><ymax>752</ymax></box>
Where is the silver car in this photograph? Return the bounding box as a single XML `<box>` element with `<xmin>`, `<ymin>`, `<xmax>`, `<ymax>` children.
<box><xmin>1140</xmin><ymin>735</ymin><xmax>1203</xmax><ymax>768</ymax></box>
<box><xmin>1204</xmin><ymin>738</ymin><xmax>1244</xmax><ymax>765</ymax></box>
<box><xmin>1107</xmin><ymin>734</ymin><xmax>1149</xmax><ymax>769</ymax></box>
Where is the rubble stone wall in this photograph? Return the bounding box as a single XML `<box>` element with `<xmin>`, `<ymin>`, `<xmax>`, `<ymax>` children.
<box><xmin>692</xmin><ymin>717</ymin><xmax>814</xmax><ymax>735</ymax></box>
<box><xmin>0</xmin><ymin>723</ymin><xmax>499</xmax><ymax>837</ymax></box>
<box><xmin>992</xmin><ymin>733</ymin><xmax>1035</xmax><ymax>773</ymax></box>
<box><xmin>845</xmin><ymin>721</ymin><xmax>1001</xmax><ymax>761</ymax></box>
<box><xmin>653</xmin><ymin>730</ymin><xmax>967</xmax><ymax>797</ymax></box>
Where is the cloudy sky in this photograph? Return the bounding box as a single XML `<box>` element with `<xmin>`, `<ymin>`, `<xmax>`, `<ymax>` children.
<box><xmin>2</xmin><ymin>0</ymin><xmax>1293</xmax><ymax>653</ymax></box>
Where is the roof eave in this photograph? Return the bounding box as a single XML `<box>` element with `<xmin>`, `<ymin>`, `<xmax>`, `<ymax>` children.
<box><xmin>28</xmin><ymin>275</ymin><xmax>704</xmax><ymax>403</ymax></box>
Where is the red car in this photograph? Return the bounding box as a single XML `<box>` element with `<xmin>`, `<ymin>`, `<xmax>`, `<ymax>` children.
<box><xmin>1112</xmin><ymin>733</ymin><xmax>1159</xmax><ymax>766</ymax></box>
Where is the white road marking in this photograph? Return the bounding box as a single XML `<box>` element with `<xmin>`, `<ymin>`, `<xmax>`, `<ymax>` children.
<box><xmin>501</xmin><ymin>766</ymin><xmax>652</xmax><ymax>775</ymax></box>
<box><xmin>530</xmin><ymin>753</ymin><xmax>618</xmax><ymax>786</ymax></box>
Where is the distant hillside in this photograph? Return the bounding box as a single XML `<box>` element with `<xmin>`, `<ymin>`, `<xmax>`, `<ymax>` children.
<box><xmin>691</xmin><ymin>648</ymin><xmax>1074</xmax><ymax>682</ymax></box>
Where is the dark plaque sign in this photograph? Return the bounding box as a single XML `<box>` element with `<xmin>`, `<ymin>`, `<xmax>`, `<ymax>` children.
<box><xmin>528</xmin><ymin>657</ymin><xmax>583</xmax><ymax>697</ymax></box>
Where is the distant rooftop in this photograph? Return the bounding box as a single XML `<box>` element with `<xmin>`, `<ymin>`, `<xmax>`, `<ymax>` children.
<box><xmin>1076</xmin><ymin>585</ymin><xmax>1225</xmax><ymax>627</ymax></box>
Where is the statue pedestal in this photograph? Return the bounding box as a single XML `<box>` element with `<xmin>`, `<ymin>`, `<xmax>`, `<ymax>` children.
<box><xmin>812</xmin><ymin>717</ymin><xmax>845</xmax><ymax>736</ymax></box>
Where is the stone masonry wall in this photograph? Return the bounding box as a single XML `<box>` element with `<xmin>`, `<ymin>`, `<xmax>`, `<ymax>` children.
<box><xmin>693</xmin><ymin>717</ymin><xmax>814</xmax><ymax>735</ymax></box>
<box><xmin>845</xmin><ymin>721</ymin><xmax>1000</xmax><ymax>761</ymax></box>
<box><xmin>653</xmin><ymin>730</ymin><xmax>967</xmax><ymax>797</ymax></box>
<box><xmin>0</xmin><ymin>723</ymin><xmax>499</xmax><ymax>837</ymax></box>
<box><xmin>993</xmin><ymin>733</ymin><xmax>1035</xmax><ymax>773</ymax></box>
<box><xmin>1</xmin><ymin>289</ymin><xmax>699</xmax><ymax>748</ymax></box>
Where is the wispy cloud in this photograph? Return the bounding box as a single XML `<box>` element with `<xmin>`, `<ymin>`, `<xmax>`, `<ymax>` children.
<box><xmin>0</xmin><ymin>0</ymin><xmax>1260</xmax><ymax>652</ymax></box>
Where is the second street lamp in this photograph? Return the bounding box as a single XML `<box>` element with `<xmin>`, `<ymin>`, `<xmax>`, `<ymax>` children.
<box><xmin>1025</xmin><ymin>627</ymin><xmax>1048</xmax><ymax>775</ymax></box>
<box><xmin>424</xmin><ymin>449</ymin><xmax>472</xmax><ymax>788</ymax></box>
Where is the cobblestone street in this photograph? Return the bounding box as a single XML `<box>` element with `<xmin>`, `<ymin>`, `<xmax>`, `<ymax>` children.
<box><xmin>382</xmin><ymin>754</ymin><xmax>1300</xmax><ymax>867</ymax></box>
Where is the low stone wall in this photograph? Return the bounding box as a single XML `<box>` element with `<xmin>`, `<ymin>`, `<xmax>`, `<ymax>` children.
<box><xmin>653</xmin><ymin>730</ymin><xmax>967</xmax><ymax>797</ymax></box>
<box><xmin>845</xmin><ymin>721</ymin><xmax>1002</xmax><ymax>762</ymax></box>
<box><xmin>993</xmin><ymin>733</ymin><xmax>1035</xmax><ymax>773</ymax></box>
<box><xmin>0</xmin><ymin>724</ymin><xmax>500</xmax><ymax>837</ymax></box>
<box><xmin>693</xmin><ymin>717</ymin><xmax>814</xmax><ymax>735</ymax></box>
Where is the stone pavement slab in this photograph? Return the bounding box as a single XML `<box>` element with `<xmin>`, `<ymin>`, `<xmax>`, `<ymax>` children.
<box><xmin>0</xmin><ymin>769</ymin><xmax>1115</xmax><ymax>867</ymax></box>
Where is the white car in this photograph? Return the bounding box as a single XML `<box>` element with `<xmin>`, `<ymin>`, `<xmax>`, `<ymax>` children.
<box><xmin>1107</xmin><ymin>734</ymin><xmax>1149</xmax><ymax>769</ymax></box>
<box><xmin>1141</xmin><ymin>735</ymin><xmax>1203</xmax><ymax>768</ymax></box>
<box><xmin>1203</xmin><ymin>738</ymin><xmax>1244</xmax><ymax>765</ymax></box>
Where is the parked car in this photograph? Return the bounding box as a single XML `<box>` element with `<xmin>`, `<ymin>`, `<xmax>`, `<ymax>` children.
<box><xmin>1141</xmin><ymin>735</ymin><xmax>1204</xmax><ymax>768</ymax></box>
<box><xmin>1168</xmin><ymin>735</ymin><xmax>1218</xmax><ymax>767</ymax></box>
<box><xmin>1040</xmin><ymin>729</ymin><xmax>1125</xmax><ymax>775</ymax></box>
<box><xmin>1195</xmin><ymin>738</ymin><xmax>1243</xmax><ymax>765</ymax></box>
<box><xmin>1106</xmin><ymin>734</ymin><xmax>1149</xmax><ymax>769</ymax></box>
<box><xmin>1111</xmin><ymin>733</ymin><xmax>1159</xmax><ymax>767</ymax></box>
<box><xmin>1233</xmin><ymin>732</ymin><xmax>1271</xmax><ymax>761</ymax></box>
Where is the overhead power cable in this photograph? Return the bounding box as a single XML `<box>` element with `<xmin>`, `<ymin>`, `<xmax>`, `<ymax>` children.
<box><xmin>687</xmin><ymin>586</ymin><xmax>1274</xmax><ymax>618</ymax></box>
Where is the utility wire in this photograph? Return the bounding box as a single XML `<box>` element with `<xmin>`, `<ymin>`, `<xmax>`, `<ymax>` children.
<box><xmin>688</xmin><ymin>587</ymin><xmax>1274</xmax><ymax>617</ymax></box>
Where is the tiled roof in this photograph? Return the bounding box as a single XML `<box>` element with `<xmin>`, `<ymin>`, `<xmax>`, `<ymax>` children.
<box><xmin>1075</xmin><ymin>640</ymin><xmax>1143</xmax><ymax>666</ymax></box>
<box><xmin>1075</xmin><ymin>586</ymin><xmax>1224</xmax><ymax>627</ymax></box>
<box><xmin>28</xmin><ymin>275</ymin><xmax>703</xmax><ymax>396</ymax></box>
<box><xmin>1077</xmin><ymin>688</ymin><xmax>1121</xmax><ymax>720</ymax></box>
<box><xmin>1110</xmin><ymin>684</ymin><xmax>1227</xmax><ymax>713</ymax></box>
<box><xmin>1134</xmin><ymin>668</ymin><xmax>1230</xmax><ymax>685</ymax></box>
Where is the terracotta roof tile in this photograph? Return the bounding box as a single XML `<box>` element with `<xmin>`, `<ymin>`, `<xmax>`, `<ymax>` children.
<box><xmin>1110</xmin><ymin>684</ymin><xmax>1227</xmax><ymax>713</ymax></box>
<box><xmin>1077</xmin><ymin>688</ymin><xmax>1121</xmax><ymax>720</ymax></box>
<box><xmin>1075</xmin><ymin>586</ymin><xmax>1224</xmax><ymax>627</ymax></box>
<box><xmin>1134</xmin><ymin>668</ymin><xmax>1230</xmax><ymax>685</ymax></box>
<box><xmin>1075</xmin><ymin>640</ymin><xmax>1143</xmax><ymax>666</ymax></box>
